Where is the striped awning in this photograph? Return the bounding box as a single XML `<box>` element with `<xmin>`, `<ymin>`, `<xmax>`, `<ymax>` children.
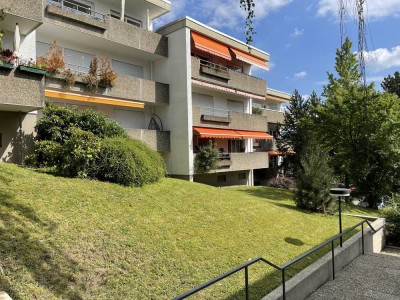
<box><xmin>192</xmin><ymin>32</ymin><xmax>232</xmax><ymax>61</ymax></box>
<box><xmin>230</xmin><ymin>48</ymin><xmax>269</xmax><ymax>70</ymax></box>
<box><xmin>194</xmin><ymin>127</ymin><xmax>273</xmax><ymax>140</ymax></box>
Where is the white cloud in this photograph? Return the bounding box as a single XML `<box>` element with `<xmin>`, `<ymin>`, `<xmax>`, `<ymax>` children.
<box><xmin>317</xmin><ymin>0</ymin><xmax>400</xmax><ymax>20</ymax></box>
<box><xmin>197</xmin><ymin>0</ymin><xmax>293</xmax><ymax>30</ymax></box>
<box><xmin>291</xmin><ymin>27</ymin><xmax>304</xmax><ymax>37</ymax></box>
<box><xmin>154</xmin><ymin>0</ymin><xmax>188</xmax><ymax>28</ymax></box>
<box><xmin>364</xmin><ymin>46</ymin><xmax>400</xmax><ymax>72</ymax></box>
<box><xmin>294</xmin><ymin>71</ymin><xmax>308</xmax><ymax>79</ymax></box>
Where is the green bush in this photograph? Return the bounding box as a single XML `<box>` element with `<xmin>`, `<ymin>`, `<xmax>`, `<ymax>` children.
<box><xmin>90</xmin><ymin>137</ymin><xmax>166</xmax><ymax>187</ymax></box>
<box><xmin>194</xmin><ymin>140</ymin><xmax>219</xmax><ymax>173</ymax></box>
<box><xmin>381</xmin><ymin>194</ymin><xmax>400</xmax><ymax>246</ymax></box>
<box><xmin>294</xmin><ymin>139</ymin><xmax>335</xmax><ymax>213</ymax></box>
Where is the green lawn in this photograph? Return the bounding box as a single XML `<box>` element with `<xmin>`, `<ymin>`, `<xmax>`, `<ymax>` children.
<box><xmin>0</xmin><ymin>163</ymin><xmax>378</xmax><ymax>299</ymax></box>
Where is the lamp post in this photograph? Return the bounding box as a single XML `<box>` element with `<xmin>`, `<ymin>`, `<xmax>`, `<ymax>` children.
<box><xmin>330</xmin><ymin>188</ymin><xmax>350</xmax><ymax>247</ymax></box>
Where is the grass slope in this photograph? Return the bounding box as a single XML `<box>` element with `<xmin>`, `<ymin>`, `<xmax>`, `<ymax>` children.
<box><xmin>0</xmin><ymin>163</ymin><xmax>377</xmax><ymax>299</ymax></box>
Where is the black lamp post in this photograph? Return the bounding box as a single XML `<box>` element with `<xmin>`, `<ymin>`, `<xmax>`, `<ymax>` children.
<box><xmin>330</xmin><ymin>188</ymin><xmax>350</xmax><ymax>247</ymax></box>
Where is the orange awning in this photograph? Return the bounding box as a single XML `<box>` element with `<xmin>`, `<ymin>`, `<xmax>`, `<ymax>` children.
<box><xmin>230</xmin><ymin>48</ymin><xmax>269</xmax><ymax>70</ymax></box>
<box><xmin>193</xmin><ymin>127</ymin><xmax>272</xmax><ymax>140</ymax></box>
<box><xmin>235</xmin><ymin>130</ymin><xmax>273</xmax><ymax>140</ymax></box>
<box><xmin>192</xmin><ymin>32</ymin><xmax>232</xmax><ymax>61</ymax></box>
<box><xmin>193</xmin><ymin>127</ymin><xmax>242</xmax><ymax>139</ymax></box>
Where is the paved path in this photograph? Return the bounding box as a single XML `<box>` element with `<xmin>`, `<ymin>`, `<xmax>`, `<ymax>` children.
<box><xmin>307</xmin><ymin>248</ymin><xmax>400</xmax><ymax>300</ymax></box>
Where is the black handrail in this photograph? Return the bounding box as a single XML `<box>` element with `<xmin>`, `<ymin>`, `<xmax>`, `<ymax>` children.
<box><xmin>173</xmin><ymin>219</ymin><xmax>383</xmax><ymax>300</ymax></box>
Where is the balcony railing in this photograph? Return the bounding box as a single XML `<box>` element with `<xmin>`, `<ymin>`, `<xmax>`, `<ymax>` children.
<box><xmin>200</xmin><ymin>106</ymin><xmax>230</xmax><ymax>118</ymax></box>
<box><xmin>47</xmin><ymin>0</ymin><xmax>106</xmax><ymax>22</ymax></box>
<box><xmin>200</xmin><ymin>61</ymin><xmax>229</xmax><ymax>73</ymax></box>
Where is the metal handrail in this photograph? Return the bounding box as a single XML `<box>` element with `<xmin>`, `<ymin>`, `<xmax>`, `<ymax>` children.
<box><xmin>173</xmin><ymin>219</ymin><xmax>383</xmax><ymax>300</ymax></box>
<box><xmin>47</xmin><ymin>0</ymin><xmax>106</xmax><ymax>21</ymax></box>
<box><xmin>200</xmin><ymin>61</ymin><xmax>229</xmax><ymax>73</ymax></box>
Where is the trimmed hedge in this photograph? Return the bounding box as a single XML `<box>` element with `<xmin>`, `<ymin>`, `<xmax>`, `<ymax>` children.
<box><xmin>90</xmin><ymin>137</ymin><xmax>166</xmax><ymax>187</ymax></box>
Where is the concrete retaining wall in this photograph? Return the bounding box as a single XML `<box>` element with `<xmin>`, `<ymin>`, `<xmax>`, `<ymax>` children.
<box><xmin>263</xmin><ymin>218</ymin><xmax>385</xmax><ymax>300</ymax></box>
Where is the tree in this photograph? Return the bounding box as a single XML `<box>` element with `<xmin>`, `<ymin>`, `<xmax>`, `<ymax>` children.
<box><xmin>276</xmin><ymin>90</ymin><xmax>320</xmax><ymax>174</ymax></box>
<box><xmin>382</xmin><ymin>71</ymin><xmax>400</xmax><ymax>98</ymax></box>
<box><xmin>318</xmin><ymin>38</ymin><xmax>400</xmax><ymax>207</ymax></box>
<box><xmin>294</xmin><ymin>138</ymin><xmax>335</xmax><ymax>213</ymax></box>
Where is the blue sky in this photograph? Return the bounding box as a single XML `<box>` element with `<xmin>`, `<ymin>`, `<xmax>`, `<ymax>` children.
<box><xmin>156</xmin><ymin>0</ymin><xmax>400</xmax><ymax>97</ymax></box>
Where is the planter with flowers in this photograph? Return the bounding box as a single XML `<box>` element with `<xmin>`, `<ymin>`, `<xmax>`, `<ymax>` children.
<box><xmin>0</xmin><ymin>49</ymin><xmax>15</xmax><ymax>69</ymax></box>
<box><xmin>18</xmin><ymin>58</ymin><xmax>49</xmax><ymax>76</ymax></box>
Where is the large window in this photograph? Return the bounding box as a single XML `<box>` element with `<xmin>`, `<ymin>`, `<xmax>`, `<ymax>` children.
<box><xmin>64</xmin><ymin>48</ymin><xmax>93</xmax><ymax>73</ymax></box>
<box><xmin>62</xmin><ymin>0</ymin><xmax>92</xmax><ymax>15</ymax></box>
<box><xmin>228</xmin><ymin>100</ymin><xmax>244</xmax><ymax>113</ymax></box>
<box><xmin>228</xmin><ymin>139</ymin><xmax>244</xmax><ymax>153</ymax></box>
<box><xmin>110</xmin><ymin>10</ymin><xmax>142</xmax><ymax>27</ymax></box>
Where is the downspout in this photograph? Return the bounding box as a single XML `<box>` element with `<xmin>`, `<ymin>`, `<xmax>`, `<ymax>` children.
<box><xmin>120</xmin><ymin>0</ymin><xmax>125</xmax><ymax>21</ymax></box>
<box><xmin>19</xmin><ymin>111</ymin><xmax>23</xmax><ymax>164</ymax></box>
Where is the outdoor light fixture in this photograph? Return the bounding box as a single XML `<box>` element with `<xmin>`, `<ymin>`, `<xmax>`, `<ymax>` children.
<box><xmin>330</xmin><ymin>188</ymin><xmax>350</xmax><ymax>247</ymax></box>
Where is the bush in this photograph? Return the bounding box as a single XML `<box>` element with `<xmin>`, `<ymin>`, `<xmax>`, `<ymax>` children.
<box><xmin>294</xmin><ymin>139</ymin><xmax>335</xmax><ymax>213</ymax></box>
<box><xmin>265</xmin><ymin>176</ymin><xmax>294</xmax><ymax>189</ymax></box>
<box><xmin>380</xmin><ymin>194</ymin><xmax>400</xmax><ymax>246</ymax></box>
<box><xmin>252</xmin><ymin>107</ymin><xmax>263</xmax><ymax>115</ymax></box>
<box><xmin>194</xmin><ymin>140</ymin><xmax>219</xmax><ymax>173</ymax></box>
<box><xmin>89</xmin><ymin>137</ymin><xmax>166</xmax><ymax>187</ymax></box>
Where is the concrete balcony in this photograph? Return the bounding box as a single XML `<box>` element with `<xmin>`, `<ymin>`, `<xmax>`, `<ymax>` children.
<box><xmin>192</xmin><ymin>106</ymin><xmax>268</xmax><ymax>132</ymax></box>
<box><xmin>44</xmin><ymin>2</ymin><xmax>168</xmax><ymax>58</ymax></box>
<box><xmin>191</xmin><ymin>57</ymin><xmax>266</xmax><ymax>97</ymax></box>
<box><xmin>126</xmin><ymin>129</ymin><xmax>170</xmax><ymax>152</ymax></box>
<box><xmin>0</xmin><ymin>0</ymin><xmax>43</xmax><ymax>34</ymax></box>
<box><xmin>45</xmin><ymin>74</ymin><xmax>169</xmax><ymax>105</ymax></box>
<box><xmin>262</xmin><ymin>109</ymin><xmax>284</xmax><ymax>124</ymax></box>
<box><xmin>0</xmin><ymin>68</ymin><xmax>45</xmax><ymax>112</ymax></box>
<box><xmin>194</xmin><ymin>152</ymin><xmax>268</xmax><ymax>174</ymax></box>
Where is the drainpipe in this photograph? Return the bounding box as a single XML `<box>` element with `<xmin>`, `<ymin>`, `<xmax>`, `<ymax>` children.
<box><xmin>147</xmin><ymin>9</ymin><xmax>151</xmax><ymax>31</ymax></box>
<box><xmin>120</xmin><ymin>0</ymin><xmax>125</xmax><ymax>21</ymax></box>
<box><xmin>18</xmin><ymin>111</ymin><xmax>23</xmax><ymax>164</ymax></box>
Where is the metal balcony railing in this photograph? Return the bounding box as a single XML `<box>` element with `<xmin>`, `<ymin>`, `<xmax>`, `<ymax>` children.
<box><xmin>199</xmin><ymin>61</ymin><xmax>229</xmax><ymax>73</ymax></box>
<box><xmin>47</xmin><ymin>0</ymin><xmax>106</xmax><ymax>22</ymax></box>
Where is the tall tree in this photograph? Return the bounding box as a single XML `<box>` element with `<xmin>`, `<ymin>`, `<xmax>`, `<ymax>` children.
<box><xmin>382</xmin><ymin>71</ymin><xmax>400</xmax><ymax>98</ymax></box>
<box><xmin>318</xmin><ymin>38</ymin><xmax>400</xmax><ymax>207</ymax></box>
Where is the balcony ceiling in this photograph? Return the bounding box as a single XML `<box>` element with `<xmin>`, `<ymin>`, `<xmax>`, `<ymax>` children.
<box><xmin>103</xmin><ymin>0</ymin><xmax>170</xmax><ymax>20</ymax></box>
<box><xmin>37</xmin><ymin>22</ymin><xmax>166</xmax><ymax>61</ymax></box>
<box><xmin>1</xmin><ymin>14</ymin><xmax>41</xmax><ymax>35</ymax></box>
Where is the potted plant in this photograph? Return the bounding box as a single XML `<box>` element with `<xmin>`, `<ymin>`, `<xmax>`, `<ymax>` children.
<box><xmin>98</xmin><ymin>57</ymin><xmax>117</xmax><ymax>88</ymax></box>
<box><xmin>0</xmin><ymin>49</ymin><xmax>15</xmax><ymax>69</ymax></box>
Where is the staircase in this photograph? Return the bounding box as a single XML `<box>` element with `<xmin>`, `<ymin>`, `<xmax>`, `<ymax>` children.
<box><xmin>307</xmin><ymin>248</ymin><xmax>400</xmax><ymax>299</ymax></box>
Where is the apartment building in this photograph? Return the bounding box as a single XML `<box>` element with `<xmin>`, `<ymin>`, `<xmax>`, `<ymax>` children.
<box><xmin>0</xmin><ymin>0</ymin><xmax>290</xmax><ymax>186</ymax></box>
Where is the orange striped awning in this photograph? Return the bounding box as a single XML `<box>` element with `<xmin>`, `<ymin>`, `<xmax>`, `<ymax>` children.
<box><xmin>193</xmin><ymin>127</ymin><xmax>242</xmax><ymax>139</ymax></box>
<box><xmin>192</xmin><ymin>32</ymin><xmax>232</xmax><ymax>61</ymax></box>
<box><xmin>235</xmin><ymin>130</ymin><xmax>273</xmax><ymax>139</ymax></box>
<box><xmin>193</xmin><ymin>127</ymin><xmax>272</xmax><ymax>140</ymax></box>
<box><xmin>230</xmin><ymin>48</ymin><xmax>269</xmax><ymax>70</ymax></box>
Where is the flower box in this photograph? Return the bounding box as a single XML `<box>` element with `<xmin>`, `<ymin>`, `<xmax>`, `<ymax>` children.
<box><xmin>18</xmin><ymin>65</ymin><xmax>48</xmax><ymax>76</ymax></box>
<box><xmin>0</xmin><ymin>61</ymin><xmax>14</xmax><ymax>69</ymax></box>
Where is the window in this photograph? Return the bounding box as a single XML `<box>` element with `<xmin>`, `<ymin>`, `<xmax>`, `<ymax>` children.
<box><xmin>63</xmin><ymin>0</ymin><xmax>92</xmax><ymax>14</ymax></box>
<box><xmin>238</xmin><ymin>172</ymin><xmax>246</xmax><ymax>180</ymax></box>
<box><xmin>228</xmin><ymin>100</ymin><xmax>244</xmax><ymax>113</ymax></box>
<box><xmin>217</xmin><ymin>175</ymin><xmax>227</xmax><ymax>183</ymax></box>
<box><xmin>113</xmin><ymin>109</ymin><xmax>145</xmax><ymax>129</ymax></box>
<box><xmin>228</xmin><ymin>139</ymin><xmax>244</xmax><ymax>153</ymax></box>
<box><xmin>110</xmin><ymin>10</ymin><xmax>142</xmax><ymax>27</ymax></box>
<box><xmin>112</xmin><ymin>59</ymin><xmax>143</xmax><ymax>78</ymax></box>
<box><xmin>192</xmin><ymin>93</ymin><xmax>213</xmax><ymax>108</ymax></box>
<box><xmin>269</xmin><ymin>155</ymin><xmax>278</xmax><ymax>168</ymax></box>
<box><xmin>64</xmin><ymin>48</ymin><xmax>93</xmax><ymax>73</ymax></box>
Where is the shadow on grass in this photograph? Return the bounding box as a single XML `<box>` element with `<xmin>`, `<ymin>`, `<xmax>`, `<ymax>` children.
<box><xmin>0</xmin><ymin>174</ymin><xmax>84</xmax><ymax>299</ymax></box>
<box><xmin>233</xmin><ymin>186</ymin><xmax>293</xmax><ymax>202</ymax></box>
<box><xmin>285</xmin><ymin>237</ymin><xmax>305</xmax><ymax>246</ymax></box>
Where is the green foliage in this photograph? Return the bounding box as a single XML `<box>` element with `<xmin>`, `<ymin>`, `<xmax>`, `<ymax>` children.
<box><xmin>294</xmin><ymin>139</ymin><xmax>335</xmax><ymax>213</ymax></box>
<box><xmin>276</xmin><ymin>90</ymin><xmax>320</xmax><ymax>174</ymax></box>
<box><xmin>318</xmin><ymin>37</ymin><xmax>400</xmax><ymax>207</ymax></box>
<box><xmin>380</xmin><ymin>194</ymin><xmax>400</xmax><ymax>246</ymax></box>
<box><xmin>90</xmin><ymin>137</ymin><xmax>166</xmax><ymax>187</ymax></box>
<box><xmin>381</xmin><ymin>71</ymin><xmax>400</xmax><ymax>98</ymax></box>
<box><xmin>252</xmin><ymin>107</ymin><xmax>262</xmax><ymax>115</ymax></box>
<box><xmin>194</xmin><ymin>140</ymin><xmax>220</xmax><ymax>173</ymax></box>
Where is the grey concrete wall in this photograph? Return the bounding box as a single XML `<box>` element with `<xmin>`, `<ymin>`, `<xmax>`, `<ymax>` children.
<box><xmin>0</xmin><ymin>0</ymin><xmax>43</xmax><ymax>22</ymax></box>
<box><xmin>192</xmin><ymin>106</ymin><xmax>268</xmax><ymax>131</ymax></box>
<box><xmin>191</xmin><ymin>57</ymin><xmax>266</xmax><ymax>96</ymax></box>
<box><xmin>194</xmin><ymin>152</ymin><xmax>268</xmax><ymax>174</ymax></box>
<box><xmin>126</xmin><ymin>129</ymin><xmax>170</xmax><ymax>153</ymax></box>
<box><xmin>0</xmin><ymin>69</ymin><xmax>44</xmax><ymax>110</ymax></box>
<box><xmin>194</xmin><ymin>170</ymin><xmax>251</xmax><ymax>187</ymax></box>
<box><xmin>262</xmin><ymin>110</ymin><xmax>284</xmax><ymax>124</ymax></box>
<box><xmin>44</xmin><ymin>5</ymin><xmax>168</xmax><ymax>57</ymax></box>
<box><xmin>263</xmin><ymin>218</ymin><xmax>386</xmax><ymax>300</ymax></box>
<box><xmin>45</xmin><ymin>74</ymin><xmax>169</xmax><ymax>104</ymax></box>
<box><xmin>0</xmin><ymin>111</ymin><xmax>37</xmax><ymax>164</ymax></box>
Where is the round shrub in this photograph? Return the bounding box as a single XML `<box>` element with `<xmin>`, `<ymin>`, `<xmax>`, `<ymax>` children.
<box><xmin>90</xmin><ymin>137</ymin><xmax>166</xmax><ymax>186</ymax></box>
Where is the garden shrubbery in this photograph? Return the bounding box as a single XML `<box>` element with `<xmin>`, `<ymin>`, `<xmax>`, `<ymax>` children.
<box><xmin>27</xmin><ymin>102</ymin><xmax>166</xmax><ymax>186</ymax></box>
<box><xmin>380</xmin><ymin>194</ymin><xmax>400</xmax><ymax>246</ymax></box>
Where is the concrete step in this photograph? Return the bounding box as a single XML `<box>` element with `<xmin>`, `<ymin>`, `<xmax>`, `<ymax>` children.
<box><xmin>307</xmin><ymin>251</ymin><xmax>400</xmax><ymax>300</ymax></box>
